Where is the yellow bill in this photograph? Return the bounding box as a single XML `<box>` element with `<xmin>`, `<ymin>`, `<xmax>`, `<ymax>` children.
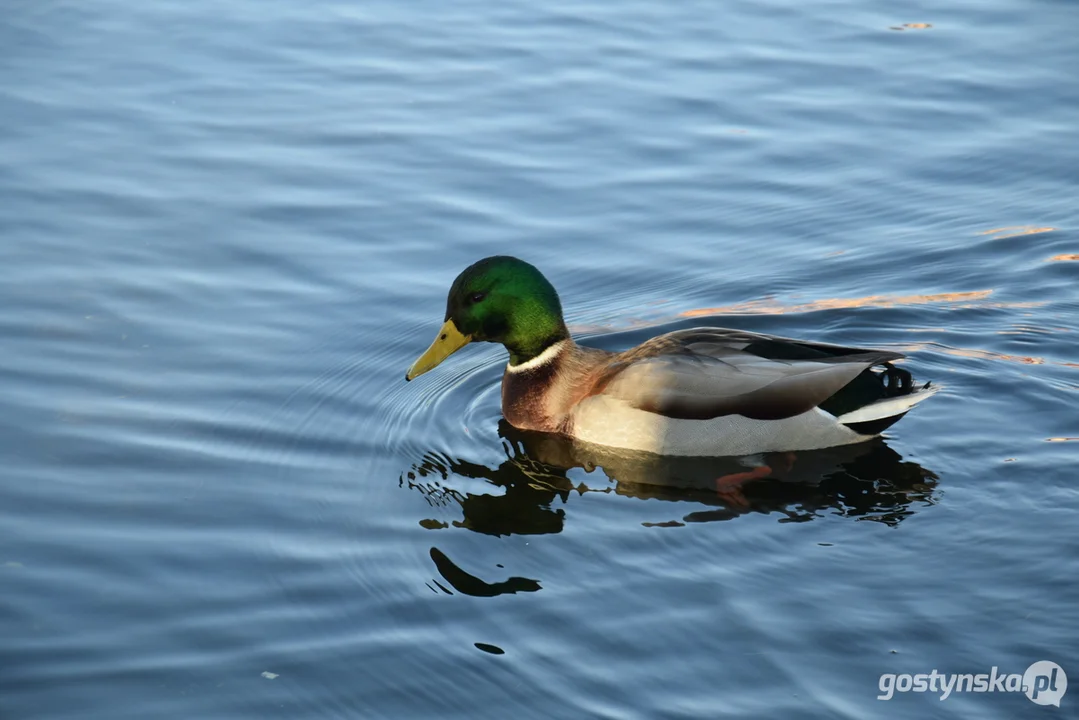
<box><xmin>405</xmin><ymin>319</ymin><xmax>472</xmax><ymax>381</ymax></box>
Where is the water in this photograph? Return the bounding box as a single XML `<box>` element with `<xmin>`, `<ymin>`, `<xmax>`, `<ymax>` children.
<box><xmin>2</xmin><ymin>1</ymin><xmax>1077</xmax><ymax>718</ymax></box>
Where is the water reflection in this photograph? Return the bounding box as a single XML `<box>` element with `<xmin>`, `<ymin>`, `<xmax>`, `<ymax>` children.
<box><xmin>428</xmin><ymin>547</ymin><xmax>542</xmax><ymax>597</ymax></box>
<box><xmin>401</xmin><ymin>421</ymin><xmax>939</xmax><ymax>536</ymax></box>
<box><xmin>677</xmin><ymin>289</ymin><xmax>1042</xmax><ymax>316</ymax></box>
<box><xmin>980</xmin><ymin>225</ymin><xmax>1056</xmax><ymax>240</ymax></box>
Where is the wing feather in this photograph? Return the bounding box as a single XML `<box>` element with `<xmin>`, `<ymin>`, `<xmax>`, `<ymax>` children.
<box><xmin>594</xmin><ymin>327</ymin><xmax>902</xmax><ymax>421</ymax></box>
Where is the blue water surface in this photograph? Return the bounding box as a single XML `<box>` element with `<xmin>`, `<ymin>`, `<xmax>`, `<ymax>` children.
<box><xmin>2</xmin><ymin>0</ymin><xmax>1078</xmax><ymax>718</ymax></box>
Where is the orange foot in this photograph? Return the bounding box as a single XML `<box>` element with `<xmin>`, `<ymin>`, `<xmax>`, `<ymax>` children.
<box><xmin>714</xmin><ymin>465</ymin><xmax>772</xmax><ymax>508</ymax></box>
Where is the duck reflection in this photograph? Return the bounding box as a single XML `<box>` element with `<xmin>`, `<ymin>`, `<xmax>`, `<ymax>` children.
<box><xmin>401</xmin><ymin>421</ymin><xmax>938</xmax><ymax>536</ymax></box>
<box><xmin>427</xmin><ymin>547</ymin><xmax>541</xmax><ymax>597</ymax></box>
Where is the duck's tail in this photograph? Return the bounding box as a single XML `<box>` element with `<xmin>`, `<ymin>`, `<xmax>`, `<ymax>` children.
<box><xmin>836</xmin><ymin>381</ymin><xmax>940</xmax><ymax>434</ymax></box>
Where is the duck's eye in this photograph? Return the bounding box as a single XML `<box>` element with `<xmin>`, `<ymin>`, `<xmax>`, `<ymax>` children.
<box><xmin>470</xmin><ymin>292</ymin><xmax>486</xmax><ymax>304</ymax></box>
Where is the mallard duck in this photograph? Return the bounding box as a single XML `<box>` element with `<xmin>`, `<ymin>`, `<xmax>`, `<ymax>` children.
<box><xmin>406</xmin><ymin>256</ymin><xmax>938</xmax><ymax>456</ymax></box>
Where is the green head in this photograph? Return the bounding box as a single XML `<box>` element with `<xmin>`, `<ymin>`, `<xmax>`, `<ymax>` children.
<box><xmin>406</xmin><ymin>256</ymin><xmax>569</xmax><ymax>380</ymax></box>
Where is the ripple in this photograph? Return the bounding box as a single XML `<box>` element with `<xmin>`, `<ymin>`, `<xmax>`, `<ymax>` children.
<box><xmin>980</xmin><ymin>225</ymin><xmax>1057</xmax><ymax>240</ymax></box>
<box><xmin>377</xmin><ymin>341</ymin><xmax>506</xmax><ymax>464</ymax></box>
<box><xmin>676</xmin><ymin>289</ymin><xmax>1047</xmax><ymax>318</ymax></box>
<box><xmin>900</xmin><ymin>341</ymin><xmax>1079</xmax><ymax>370</ymax></box>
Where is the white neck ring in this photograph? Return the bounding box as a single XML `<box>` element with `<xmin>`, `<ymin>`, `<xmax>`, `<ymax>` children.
<box><xmin>506</xmin><ymin>340</ymin><xmax>567</xmax><ymax>373</ymax></box>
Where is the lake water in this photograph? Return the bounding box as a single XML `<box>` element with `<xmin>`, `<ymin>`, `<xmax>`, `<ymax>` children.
<box><xmin>2</xmin><ymin>1</ymin><xmax>1077</xmax><ymax>718</ymax></box>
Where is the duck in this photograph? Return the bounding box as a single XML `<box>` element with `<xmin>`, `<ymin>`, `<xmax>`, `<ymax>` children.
<box><xmin>405</xmin><ymin>256</ymin><xmax>938</xmax><ymax>456</ymax></box>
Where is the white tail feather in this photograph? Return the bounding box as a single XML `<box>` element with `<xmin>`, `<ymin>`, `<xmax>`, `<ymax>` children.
<box><xmin>836</xmin><ymin>384</ymin><xmax>941</xmax><ymax>424</ymax></box>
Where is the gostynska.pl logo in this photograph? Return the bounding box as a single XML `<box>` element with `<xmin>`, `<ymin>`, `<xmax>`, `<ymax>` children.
<box><xmin>878</xmin><ymin>661</ymin><xmax>1066</xmax><ymax>706</ymax></box>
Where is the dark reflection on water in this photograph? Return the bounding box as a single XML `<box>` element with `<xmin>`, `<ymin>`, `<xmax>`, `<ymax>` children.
<box><xmin>429</xmin><ymin>546</ymin><xmax>542</xmax><ymax>597</ymax></box>
<box><xmin>473</xmin><ymin>642</ymin><xmax>506</xmax><ymax>655</ymax></box>
<box><xmin>402</xmin><ymin>421</ymin><xmax>938</xmax><ymax>538</ymax></box>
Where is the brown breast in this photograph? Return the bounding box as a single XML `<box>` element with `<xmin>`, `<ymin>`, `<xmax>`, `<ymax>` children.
<box><xmin>501</xmin><ymin>356</ymin><xmax>565</xmax><ymax>433</ymax></box>
<box><xmin>500</xmin><ymin>342</ymin><xmax>614</xmax><ymax>434</ymax></box>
